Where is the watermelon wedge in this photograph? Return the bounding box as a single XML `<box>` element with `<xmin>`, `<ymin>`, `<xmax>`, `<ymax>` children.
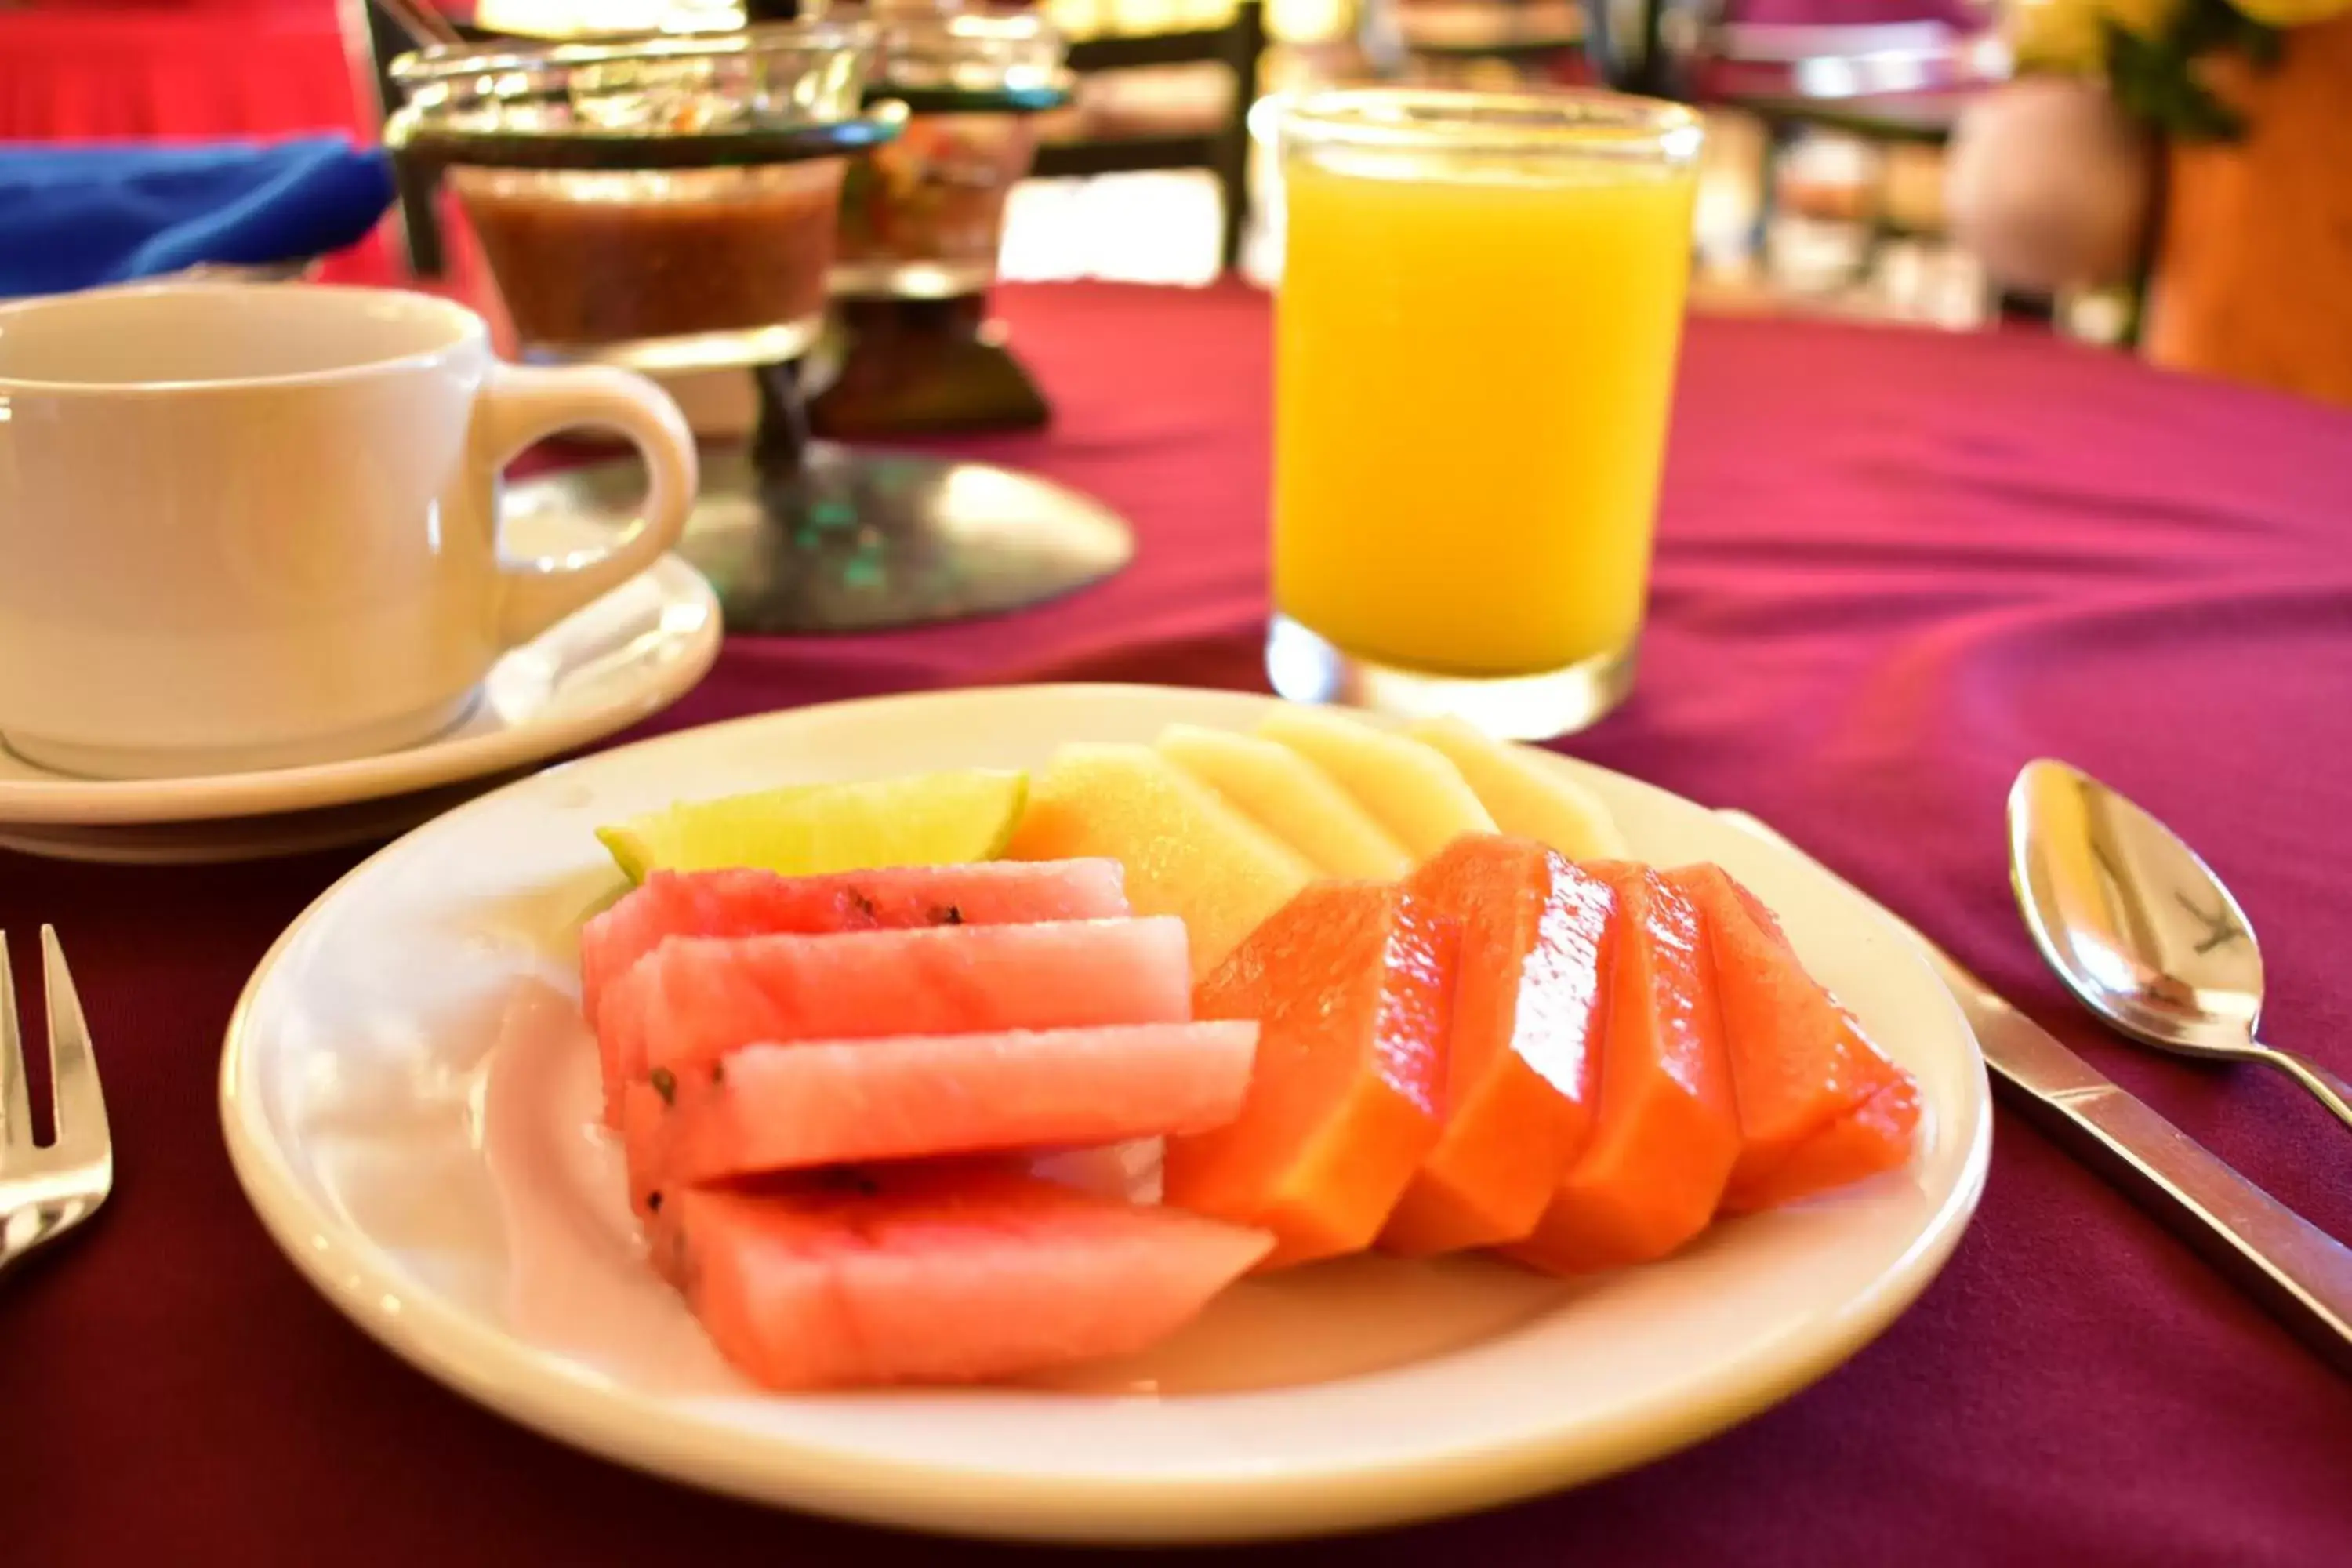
<box><xmin>601</xmin><ymin>917</ymin><xmax>1193</xmax><ymax>1114</ymax></box>
<box><xmin>579</xmin><ymin>859</ymin><xmax>1128</xmax><ymax>1039</ymax></box>
<box><xmin>1507</xmin><ymin>862</ymin><xmax>1740</xmax><ymax>1275</ymax></box>
<box><xmin>1163</xmin><ymin>881</ymin><xmax>1456</xmax><ymax>1269</ymax></box>
<box><xmin>1380</xmin><ymin>836</ymin><xmax>1617</xmax><ymax>1255</ymax></box>
<box><xmin>622</xmin><ymin>1022</ymin><xmax>1258</xmax><ymax>1207</ymax></box>
<box><xmin>650</xmin><ymin>1164</ymin><xmax>1273</xmax><ymax>1388</ymax></box>
<box><xmin>1661</xmin><ymin>865</ymin><xmax>1874</xmax><ymax>1190</ymax></box>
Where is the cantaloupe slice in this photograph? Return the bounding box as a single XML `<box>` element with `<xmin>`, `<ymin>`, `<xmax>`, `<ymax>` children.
<box><xmin>1005</xmin><ymin>742</ymin><xmax>1315</xmax><ymax>977</ymax></box>
<box><xmin>1727</xmin><ymin>1056</ymin><xmax>1919</xmax><ymax>1212</ymax></box>
<box><xmin>1406</xmin><ymin>715</ymin><xmax>1626</xmax><ymax>860</ymax></box>
<box><xmin>1255</xmin><ymin>707</ymin><xmax>1495</xmax><ymax>860</ymax></box>
<box><xmin>1156</xmin><ymin>724</ymin><xmax>1412</xmax><ymax>879</ymax></box>
<box><xmin>1664</xmin><ymin>862</ymin><xmax>1883</xmax><ymax>1201</ymax></box>
<box><xmin>1506</xmin><ymin>862</ymin><xmax>1740</xmax><ymax>1275</ymax></box>
<box><xmin>1165</xmin><ymin>881</ymin><xmax>1455</xmax><ymax>1268</ymax></box>
<box><xmin>1379</xmin><ymin>836</ymin><xmax>1616</xmax><ymax>1255</ymax></box>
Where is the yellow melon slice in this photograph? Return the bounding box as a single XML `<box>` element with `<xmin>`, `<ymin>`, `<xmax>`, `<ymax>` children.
<box><xmin>1006</xmin><ymin>742</ymin><xmax>1315</xmax><ymax>978</ymax></box>
<box><xmin>1156</xmin><ymin>724</ymin><xmax>1413</xmax><ymax>880</ymax></box>
<box><xmin>1254</xmin><ymin>707</ymin><xmax>1495</xmax><ymax>861</ymax></box>
<box><xmin>1406</xmin><ymin>715</ymin><xmax>1626</xmax><ymax>861</ymax></box>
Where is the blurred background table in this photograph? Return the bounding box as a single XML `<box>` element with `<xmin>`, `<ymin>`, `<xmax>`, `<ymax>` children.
<box><xmin>2</xmin><ymin>279</ymin><xmax>2348</xmax><ymax>1567</ymax></box>
<box><xmin>0</xmin><ymin>0</ymin><xmax>1999</xmax><ymax>325</ymax></box>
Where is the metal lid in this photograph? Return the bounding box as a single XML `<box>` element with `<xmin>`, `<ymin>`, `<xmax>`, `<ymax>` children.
<box><xmin>847</xmin><ymin>7</ymin><xmax>1072</xmax><ymax>114</ymax></box>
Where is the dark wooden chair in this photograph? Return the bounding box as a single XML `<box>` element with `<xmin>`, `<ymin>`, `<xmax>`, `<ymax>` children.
<box><xmin>343</xmin><ymin>0</ymin><xmax>501</xmax><ymax>278</ymax></box>
<box><xmin>1027</xmin><ymin>1</ymin><xmax>1267</xmax><ymax>274</ymax></box>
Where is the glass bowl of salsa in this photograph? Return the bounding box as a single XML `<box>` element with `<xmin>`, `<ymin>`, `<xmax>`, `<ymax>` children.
<box><xmin>830</xmin><ymin>9</ymin><xmax>1069</xmax><ymax>299</ymax></box>
<box><xmin>390</xmin><ymin>22</ymin><xmax>884</xmax><ymax>369</ymax></box>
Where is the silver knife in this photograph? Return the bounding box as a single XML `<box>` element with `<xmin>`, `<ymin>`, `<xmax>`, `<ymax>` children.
<box><xmin>1719</xmin><ymin>810</ymin><xmax>2352</xmax><ymax>1376</ymax></box>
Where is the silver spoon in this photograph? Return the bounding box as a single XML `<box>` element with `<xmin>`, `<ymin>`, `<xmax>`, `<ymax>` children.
<box><xmin>2009</xmin><ymin>757</ymin><xmax>2352</xmax><ymax>1135</ymax></box>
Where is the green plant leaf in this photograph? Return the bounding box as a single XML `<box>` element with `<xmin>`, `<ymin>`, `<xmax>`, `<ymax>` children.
<box><xmin>2106</xmin><ymin>19</ymin><xmax>2247</xmax><ymax>141</ymax></box>
<box><xmin>2238</xmin><ymin>18</ymin><xmax>2285</xmax><ymax>67</ymax></box>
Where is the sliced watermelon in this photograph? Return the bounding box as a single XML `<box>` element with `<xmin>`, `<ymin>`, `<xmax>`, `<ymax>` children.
<box><xmin>649</xmin><ymin>1164</ymin><xmax>1273</xmax><ymax>1388</ymax></box>
<box><xmin>1163</xmin><ymin>881</ymin><xmax>1456</xmax><ymax>1269</ymax></box>
<box><xmin>622</xmin><ymin>1022</ymin><xmax>1258</xmax><ymax>1208</ymax></box>
<box><xmin>601</xmin><ymin>917</ymin><xmax>1193</xmax><ymax>1116</ymax></box>
<box><xmin>1381</xmin><ymin>836</ymin><xmax>1617</xmax><ymax>1255</ymax></box>
<box><xmin>580</xmin><ymin>859</ymin><xmax>1128</xmax><ymax>1035</ymax></box>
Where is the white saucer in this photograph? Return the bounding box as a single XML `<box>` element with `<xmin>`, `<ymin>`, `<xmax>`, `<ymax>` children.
<box><xmin>0</xmin><ymin>521</ymin><xmax>720</xmax><ymax>863</ymax></box>
<box><xmin>220</xmin><ymin>684</ymin><xmax>1991</xmax><ymax>1541</ymax></box>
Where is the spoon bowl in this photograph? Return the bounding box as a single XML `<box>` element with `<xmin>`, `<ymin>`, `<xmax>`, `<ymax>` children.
<box><xmin>2009</xmin><ymin>757</ymin><xmax>2352</xmax><ymax>1133</ymax></box>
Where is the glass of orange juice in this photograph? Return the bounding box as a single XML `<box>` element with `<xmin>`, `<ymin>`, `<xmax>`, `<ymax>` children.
<box><xmin>1265</xmin><ymin>89</ymin><xmax>1704</xmax><ymax>738</ymax></box>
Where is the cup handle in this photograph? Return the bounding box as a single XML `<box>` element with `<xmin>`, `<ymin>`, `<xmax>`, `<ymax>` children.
<box><xmin>474</xmin><ymin>361</ymin><xmax>699</xmax><ymax>647</ymax></box>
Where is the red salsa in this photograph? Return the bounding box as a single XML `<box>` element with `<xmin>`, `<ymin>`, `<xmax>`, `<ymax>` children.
<box><xmin>456</xmin><ymin>162</ymin><xmax>848</xmax><ymax>350</ymax></box>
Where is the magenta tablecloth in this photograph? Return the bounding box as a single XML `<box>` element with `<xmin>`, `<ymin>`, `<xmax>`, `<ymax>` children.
<box><xmin>2</xmin><ymin>282</ymin><xmax>2349</xmax><ymax>1566</ymax></box>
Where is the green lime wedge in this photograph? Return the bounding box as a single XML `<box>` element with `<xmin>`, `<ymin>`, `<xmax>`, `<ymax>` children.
<box><xmin>597</xmin><ymin>769</ymin><xmax>1029</xmax><ymax>883</ymax></box>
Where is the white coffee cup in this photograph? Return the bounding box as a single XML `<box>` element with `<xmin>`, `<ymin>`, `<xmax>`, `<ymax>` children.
<box><xmin>0</xmin><ymin>281</ymin><xmax>699</xmax><ymax>779</ymax></box>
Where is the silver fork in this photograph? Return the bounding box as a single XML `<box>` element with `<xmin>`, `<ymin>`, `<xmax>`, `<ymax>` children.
<box><xmin>1</xmin><ymin>927</ymin><xmax>112</xmax><ymax>1272</ymax></box>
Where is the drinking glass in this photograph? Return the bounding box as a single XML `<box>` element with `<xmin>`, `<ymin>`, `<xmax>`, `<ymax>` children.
<box><xmin>1265</xmin><ymin>89</ymin><xmax>1705</xmax><ymax>738</ymax></box>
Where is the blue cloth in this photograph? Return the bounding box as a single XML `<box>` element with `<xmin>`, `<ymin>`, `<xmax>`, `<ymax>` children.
<box><xmin>0</xmin><ymin>137</ymin><xmax>395</xmax><ymax>296</ymax></box>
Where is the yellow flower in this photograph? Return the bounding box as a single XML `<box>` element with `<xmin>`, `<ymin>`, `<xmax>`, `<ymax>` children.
<box><xmin>2234</xmin><ymin>0</ymin><xmax>2352</xmax><ymax>24</ymax></box>
<box><xmin>2006</xmin><ymin>0</ymin><xmax>2107</xmax><ymax>71</ymax></box>
<box><xmin>2093</xmin><ymin>0</ymin><xmax>2183</xmax><ymax>38</ymax></box>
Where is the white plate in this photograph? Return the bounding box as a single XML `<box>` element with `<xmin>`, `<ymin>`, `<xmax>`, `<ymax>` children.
<box><xmin>219</xmin><ymin>684</ymin><xmax>1991</xmax><ymax>1543</ymax></box>
<box><xmin>0</xmin><ymin>532</ymin><xmax>717</xmax><ymax>855</ymax></box>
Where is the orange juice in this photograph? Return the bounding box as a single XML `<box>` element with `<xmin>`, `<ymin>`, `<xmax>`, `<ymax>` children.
<box><xmin>1273</xmin><ymin>110</ymin><xmax>1700</xmax><ymax>682</ymax></box>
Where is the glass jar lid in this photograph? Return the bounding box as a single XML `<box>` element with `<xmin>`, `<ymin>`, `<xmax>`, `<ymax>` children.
<box><xmin>388</xmin><ymin>21</ymin><xmax>895</xmax><ymax>169</ymax></box>
<box><xmin>844</xmin><ymin>8</ymin><xmax>1071</xmax><ymax>113</ymax></box>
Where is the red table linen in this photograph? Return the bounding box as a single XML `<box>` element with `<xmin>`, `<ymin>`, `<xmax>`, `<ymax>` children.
<box><xmin>2</xmin><ymin>282</ymin><xmax>2349</xmax><ymax>1565</ymax></box>
<box><xmin>0</xmin><ymin>6</ymin><xmax>361</xmax><ymax>143</ymax></box>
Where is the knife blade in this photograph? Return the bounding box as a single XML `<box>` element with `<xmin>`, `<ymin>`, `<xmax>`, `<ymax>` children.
<box><xmin>1719</xmin><ymin>810</ymin><xmax>2352</xmax><ymax>1377</ymax></box>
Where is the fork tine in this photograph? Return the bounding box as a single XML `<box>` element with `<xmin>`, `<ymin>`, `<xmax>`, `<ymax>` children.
<box><xmin>41</xmin><ymin>927</ymin><xmax>109</xmax><ymax>1163</ymax></box>
<box><xmin>0</xmin><ymin>933</ymin><xmax>30</xmax><ymax>1155</ymax></box>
